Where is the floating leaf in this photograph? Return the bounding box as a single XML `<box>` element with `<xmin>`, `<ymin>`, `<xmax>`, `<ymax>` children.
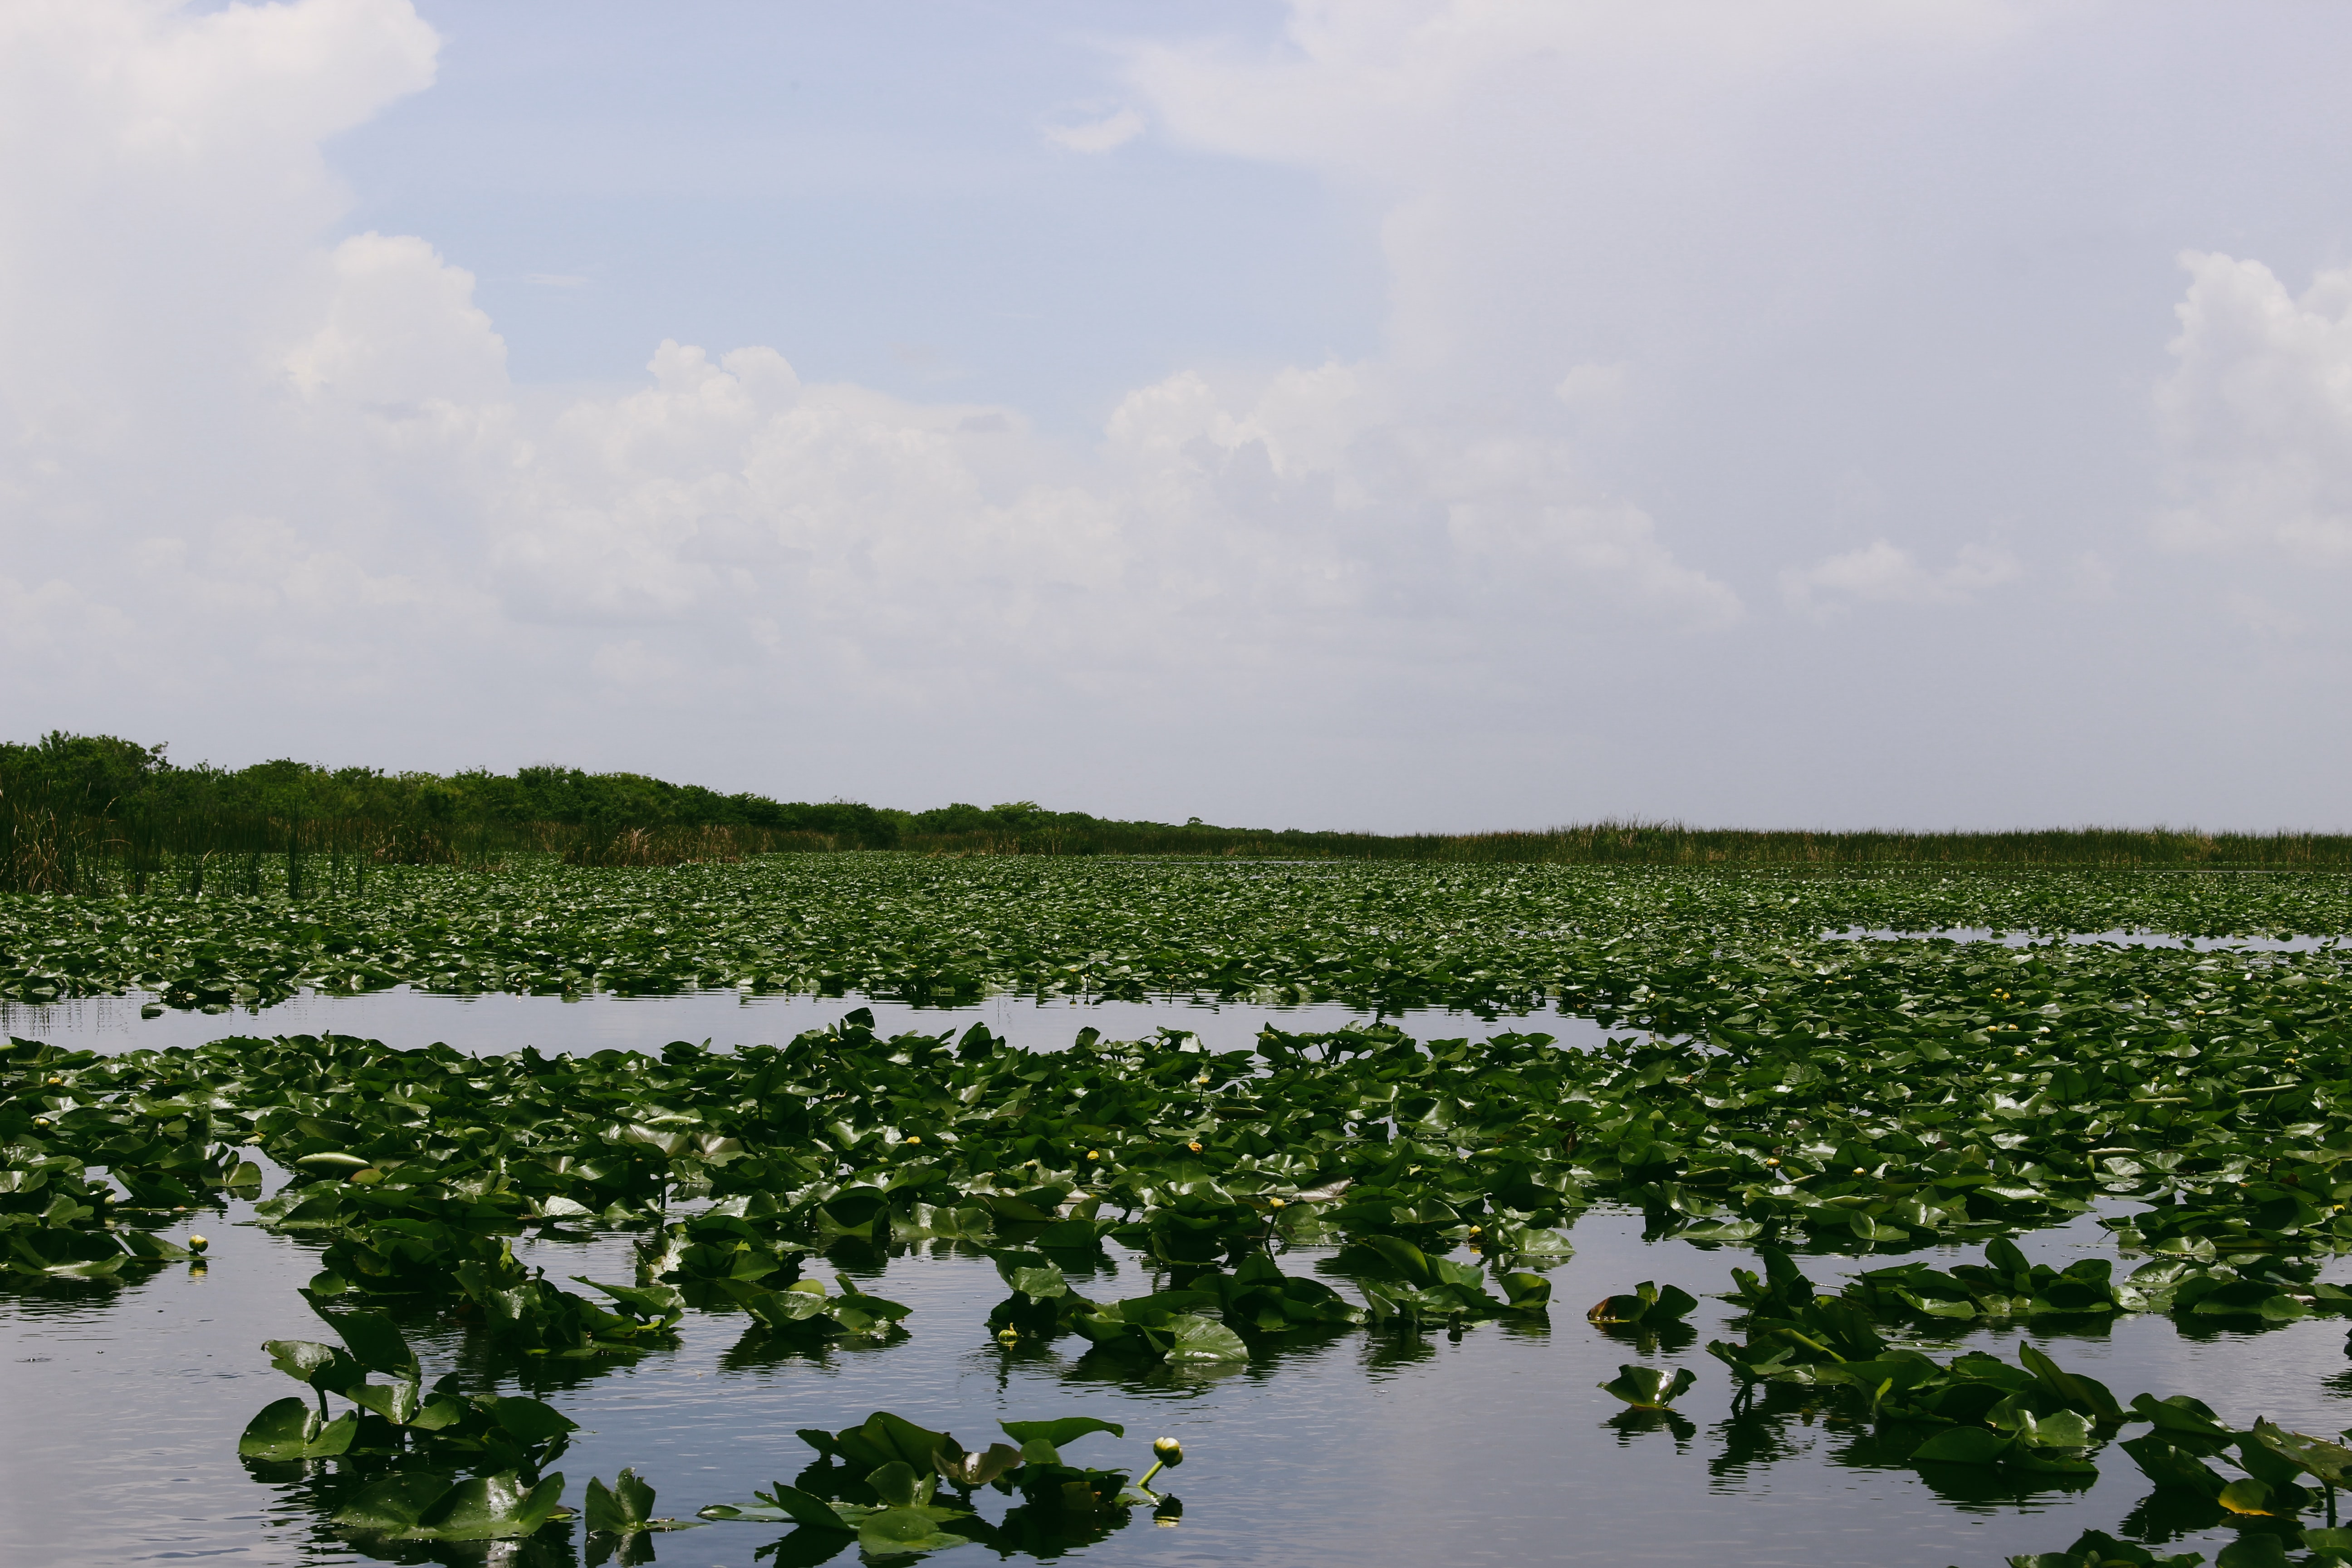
<box><xmin>1911</xmin><ymin>1427</ymin><xmax>2016</xmax><ymax>1466</ymax></box>
<box><xmin>586</xmin><ymin>1468</ymin><xmax>699</xmax><ymax>1534</ymax></box>
<box><xmin>1599</xmin><ymin>1364</ymin><xmax>1695</xmax><ymax>1409</ymax></box>
<box><xmin>236</xmin><ymin>1397</ymin><xmax>357</xmax><ymax>1460</ymax></box>
<box><xmin>999</xmin><ymin>1417</ymin><xmax>1125</xmax><ymax>1449</ymax></box>
<box><xmin>333</xmin><ymin>1471</ymin><xmax>455</xmax><ymax>1533</ymax></box>
<box><xmin>1587</xmin><ymin>1280</ymin><xmax>1696</xmax><ymax>1325</ymax></box>
<box><xmin>406</xmin><ymin>1471</ymin><xmax>567</xmax><ymax>1541</ymax></box>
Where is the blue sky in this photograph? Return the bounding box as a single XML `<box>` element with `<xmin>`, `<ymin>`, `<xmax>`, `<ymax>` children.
<box><xmin>8</xmin><ymin>1</ymin><xmax>2352</xmax><ymax>831</ymax></box>
<box><xmin>328</xmin><ymin>2</ymin><xmax>1379</xmax><ymax>430</ymax></box>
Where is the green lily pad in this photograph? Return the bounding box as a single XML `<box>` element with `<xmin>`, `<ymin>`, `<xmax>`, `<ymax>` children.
<box><xmin>1910</xmin><ymin>1427</ymin><xmax>2016</xmax><ymax>1466</ymax></box>
<box><xmin>998</xmin><ymin>1417</ymin><xmax>1125</xmax><ymax>1448</ymax></box>
<box><xmin>585</xmin><ymin>1466</ymin><xmax>701</xmax><ymax>1534</ymax></box>
<box><xmin>333</xmin><ymin>1470</ymin><xmax>456</xmax><ymax>1532</ymax></box>
<box><xmin>1599</xmin><ymin>1364</ymin><xmax>1695</xmax><ymax>1409</ymax></box>
<box><xmin>405</xmin><ymin>1470</ymin><xmax>566</xmax><ymax>1541</ymax></box>
<box><xmin>237</xmin><ymin>1396</ymin><xmax>357</xmax><ymax>1460</ymax></box>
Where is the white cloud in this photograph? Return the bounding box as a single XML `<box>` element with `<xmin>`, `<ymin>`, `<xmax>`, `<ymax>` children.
<box><xmin>2065</xmin><ymin>550</ymin><xmax>2117</xmax><ymax>602</ymax></box>
<box><xmin>2156</xmin><ymin>251</ymin><xmax>2352</xmax><ymax>563</ymax></box>
<box><xmin>0</xmin><ymin>571</ymin><xmax>140</xmax><ymax>668</ymax></box>
<box><xmin>1449</xmin><ymin>500</ymin><xmax>1741</xmax><ymax>630</ymax></box>
<box><xmin>1127</xmin><ymin>1</ymin><xmax>2028</xmax><ymax>169</ymax></box>
<box><xmin>467</xmin><ymin>342</ymin><xmax>1738</xmax><ymax>669</ymax></box>
<box><xmin>1041</xmin><ymin>105</ymin><xmax>1144</xmax><ymax>153</ymax></box>
<box><xmin>1553</xmin><ymin>363</ymin><xmax>1627</xmax><ymax>412</ymax></box>
<box><xmin>0</xmin><ymin>0</ymin><xmax>438</xmax><ymax>411</ymax></box>
<box><xmin>39</xmin><ymin>0</ymin><xmax>2352</xmax><ymax>828</ymax></box>
<box><xmin>1779</xmin><ymin>539</ymin><xmax>2020</xmax><ymax>616</ymax></box>
<box><xmin>2226</xmin><ymin>590</ymin><xmax>2307</xmax><ymax>642</ymax></box>
<box><xmin>1122</xmin><ymin>0</ymin><xmax>2035</xmax><ymax>387</ymax></box>
<box><xmin>0</xmin><ymin>0</ymin><xmax>1744</xmax><ymax>751</ymax></box>
<box><xmin>284</xmin><ymin>232</ymin><xmax>506</xmax><ymax>405</ymax></box>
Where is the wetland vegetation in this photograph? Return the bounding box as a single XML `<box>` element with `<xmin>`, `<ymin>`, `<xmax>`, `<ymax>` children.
<box><xmin>8</xmin><ymin>730</ymin><xmax>2352</xmax><ymax>898</ymax></box>
<box><xmin>9</xmin><ymin>770</ymin><xmax>2352</xmax><ymax>1562</ymax></box>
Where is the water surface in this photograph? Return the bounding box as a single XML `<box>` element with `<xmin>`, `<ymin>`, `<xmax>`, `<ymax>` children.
<box><xmin>6</xmin><ymin>1191</ymin><xmax>2347</xmax><ymax>1568</ymax></box>
<box><xmin>0</xmin><ymin>986</ymin><xmax>1617</xmax><ymax>1057</ymax></box>
<box><xmin>4</xmin><ymin>999</ymin><xmax>2341</xmax><ymax>1567</ymax></box>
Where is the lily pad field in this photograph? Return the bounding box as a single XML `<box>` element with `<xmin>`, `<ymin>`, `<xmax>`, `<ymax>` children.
<box><xmin>10</xmin><ymin>855</ymin><xmax>2352</xmax><ymax>1567</ymax></box>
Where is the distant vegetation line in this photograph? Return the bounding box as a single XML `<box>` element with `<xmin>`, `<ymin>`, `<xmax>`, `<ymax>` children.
<box><xmin>1</xmin><ymin>730</ymin><xmax>2345</xmax><ymax>895</ymax></box>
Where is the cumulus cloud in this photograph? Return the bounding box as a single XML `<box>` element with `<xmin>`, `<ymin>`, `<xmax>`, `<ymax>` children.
<box><xmin>0</xmin><ymin>0</ymin><xmax>438</xmax><ymax>414</ymax></box>
<box><xmin>284</xmin><ymin>232</ymin><xmax>507</xmax><ymax>406</ymax></box>
<box><xmin>1122</xmin><ymin>0</ymin><xmax>2034</xmax><ymax>388</ymax></box>
<box><xmin>0</xmin><ymin>0</ymin><xmax>1749</xmax><ymax>755</ymax></box>
<box><xmin>477</xmin><ymin>343</ymin><xmax>1739</xmax><ymax>671</ymax></box>
<box><xmin>1779</xmin><ymin>540</ymin><xmax>2020</xmax><ymax>616</ymax></box>
<box><xmin>1127</xmin><ymin>1</ymin><xmax>2028</xmax><ymax>170</ymax></box>
<box><xmin>2156</xmin><ymin>250</ymin><xmax>2352</xmax><ymax>563</ymax></box>
<box><xmin>39</xmin><ymin>0</ymin><xmax>2313</xmax><ymax>829</ymax></box>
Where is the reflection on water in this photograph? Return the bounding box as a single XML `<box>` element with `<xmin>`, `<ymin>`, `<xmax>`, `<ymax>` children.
<box><xmin>0</xmin><ymin>985</ymin><xmax>1623</xmax><ymax>1058</ymax></box>
<box><xmin>7</xmin><ymin>1195</ymin><xmax>2351</xmax><ymax>1567</ymax></box>
<box><xmin>1826</xmin><ymin>926</ymin><xmax>2338</xmax><ymax>951</ymax></box>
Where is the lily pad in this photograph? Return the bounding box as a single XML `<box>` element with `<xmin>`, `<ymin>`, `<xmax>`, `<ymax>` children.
<box><xmin>1599</xmin><ymin>1364</ymin><xmax>1695</xmax><ymax>1409</ymax></box>
<box><xmin>237</xmin><ymin>1396</ymin><xmax>357</xmax><ymax>1460</ymax></box>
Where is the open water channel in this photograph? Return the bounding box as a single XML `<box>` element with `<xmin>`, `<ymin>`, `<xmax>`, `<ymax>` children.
<box><xmin>4</xmin><ymin>992</ymin><xmax>2345</xmax><ymax>1567</ymax></box>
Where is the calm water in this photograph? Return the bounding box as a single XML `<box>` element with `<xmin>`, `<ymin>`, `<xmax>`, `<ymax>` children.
<box><xmin>1826</xmin><ymin>927</ymin><xmax>2339</xmax><ymax>952</ymax></box>
<box><xmin>5</xmin><ymin>1198</ymin><xmax>2345</xmax><ymax>1568</ymax></box>
<box><xmin>3</xmin><ymin>1000</ymin><xmax>2344</xmax><ymax>1567</ymax></box>
<box><xmin>0</xmin><ymin>987</ymin><xmax>1617</xmax><ymax>1058</ymax></box>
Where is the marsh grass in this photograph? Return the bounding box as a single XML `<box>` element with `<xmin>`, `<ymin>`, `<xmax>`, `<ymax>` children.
<box><xmin>1</xmin><ymin>807</ymin><xmax>456</xmax><ymax>897</ymax></box>
<box><xmin>893</xmin><ymin>818</ymin><xmax>2352</xmax><ymax>869</ymax></box>
<box><xmin>10</xmin><ymin>801</ymin><xmax>2347</xmax><ymax>896</ymax></box>
<box><xmin>1359</xmin><ymin>821</ymin><xmax>2352</xmax><ymax>870</ymax></box>
<box><xmin>0</xmin><ymin>804</ymin><xmax>863</xmax><ymax>893</ymax></box>
<box><xmin>555</xmin><ymin>823</ymin><xmax>835</xmax><ymax>867</ymax></box>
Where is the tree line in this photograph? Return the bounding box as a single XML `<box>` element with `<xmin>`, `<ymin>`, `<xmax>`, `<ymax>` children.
<box><xmin>0</xmin><ymin>731</ymin><xmax>1230</xmax><ymax>853</ymax></box>
<box><xmin>6</xmin><ymin>730</ymin><xmax>2348</xmax><ymax>886</ymax></box>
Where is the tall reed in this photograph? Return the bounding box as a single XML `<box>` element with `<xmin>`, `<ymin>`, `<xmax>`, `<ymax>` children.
<box><xmin>9</xmin><ymin>795</ymin><xmax>2352</xmax><ymax>895</ymax></box>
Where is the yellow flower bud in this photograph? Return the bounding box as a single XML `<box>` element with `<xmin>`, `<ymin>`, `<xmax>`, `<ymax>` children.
<box><xmin>905</xmin><ymin>1136</ymin><xmax>921</xmax><ymax>1146</ymax></box>
<box><xmin>188</xmin><ymin>1235</ymin><xmax>209</xmax><ymax>1253</ymax></box>
<box><xmin>1087</xmin><ymin>1150</ymin><xmax>1101</xmax><ymax>1161</ymax></box>
<box><xmin>1187</xmin><ymin>1142</ymin><xmax>1201</xmax><ymax>1153</ymax></box>
<box><xmin>1268</xmin><ymin>1197</ymin><xmax>1285</xmax><ymax>1209</ymax></box>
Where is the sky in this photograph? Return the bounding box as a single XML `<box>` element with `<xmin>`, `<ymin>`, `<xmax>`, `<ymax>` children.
<box><xmin>5</xmin><ymin>0</ymin><xmax>2352</xmax><ymax>832</ymax></box>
